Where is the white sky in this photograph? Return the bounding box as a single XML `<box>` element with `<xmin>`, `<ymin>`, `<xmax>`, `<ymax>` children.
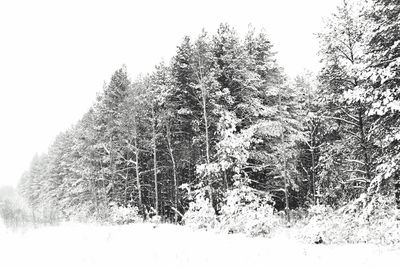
<box><xmin>0</xmin><ymin>0</ymin><xmax>341</xmax><ymax>187</ymax></box>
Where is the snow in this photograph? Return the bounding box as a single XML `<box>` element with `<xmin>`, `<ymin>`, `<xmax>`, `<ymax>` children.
<box><xmin>0</xmin><ymin>222</ymin><xmax>399</xmax><ymax>267</ymax></box>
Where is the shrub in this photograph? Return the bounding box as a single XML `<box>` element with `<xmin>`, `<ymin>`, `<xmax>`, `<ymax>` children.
<box><xmin>296</xmin><ymin>204</ymin><xmax>334</xmax><ymax>243</ymax></box>
<box><xmin>217</xmin><ymin>185</ymin><xmax>278</xmax><ymax>237</ymax></box>
<box><xmin>109</xmin><ymin>204</ymin><xmax>142</xmax><ymax>224</ymax></box>
<box><xmin>182</xmin><ymin>184</ymin><xmax>279</xmax><ymax>236</ymax></box>
<box><xmin>297</xmin><ymin>194</ymin><xmax>400</xmax><ymax>246</ymax></box>
<box><xmin>182</xmin><ymin>191</ymin><xmax>217</xmax><ymax>230</ymax></box>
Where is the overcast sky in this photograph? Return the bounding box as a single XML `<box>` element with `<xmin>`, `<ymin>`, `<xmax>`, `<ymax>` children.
<box><xmin>0</xmin><ymin>0</ymin><xmax>342</xmax><ymax>187</ymax></box>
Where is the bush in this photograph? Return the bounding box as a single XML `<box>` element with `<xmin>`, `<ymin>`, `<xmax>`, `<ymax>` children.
<box><xmin>63</xmin><ymin>202</ymin><xmax>99</xmax><ymax>223</ymax></box>
<box><xmin>182</xmin><ymin>184</ymin><xmax>279</xmax><ymax>237</ymax></box>
<box><xmin>217</xmin><ymin>185</ymin><xmax>278</xmax><ymax>237</ymax></box>
<box><xmin>296</xmin><ymin>204</ymin><xmax>334</xmax><ymax>243</ymax></box>
<box><xmin>109</xmin><ymin>204</ymin><xmax>142</xmax><ymax>224</ymax></box>
<box><xmin>297</xmin><ymin>194</ymin><xmax>400</xmax><ymax>246</ymax></box>
<box><xmin>182</xmin><ymin>191</ymin><xmax>217</xmax><ymax>230</ymax></box>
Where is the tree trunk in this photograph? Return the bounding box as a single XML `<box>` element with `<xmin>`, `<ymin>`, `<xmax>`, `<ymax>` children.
<box><xmin>152</xmin><ymin>105</ymin><xmax>159</xmax><ymax>215</ymax></box>
<box><xmin>357</xmin><ymin>101</ymin><xmax>372</xmax><ymax>191</ymax></box>
<box><xmin>310</xmin><ymin>124</ymin><xmax>317</xmax><ymax>205</ymax></box>
<box><xmin>201</xmin><ymin>82</ymin><xmax>213</xmax><ymax>206</ymax></box>
<box><xmin>90</xmin><ymin>175</ymin><xmax>99</xmax><ymax>215</ymax></box>
<box><xmin>31</xmin><ymin>208</ymin><xmax>36</xmax><ymax>227</ymax></box>
<box><xmin>395</xmin><ymin>172</ymin><xmax>400</xmax><ymax>209</ymax></box>
<box><xmin>307</xmin><ymin>90</ymin><xmax>317</xmax><ymax>205</ymax></box>
<box><xmin>279</xmin><ymin>92</ymin><xmax>290</xmax><ymax>222</ymax></box>
<box><xmin>100</xmin><ymin>159</ymin><xmax>107</xmax><ymax>219</ymax></box>
<box><xmin>124</xmin><ymin>162</ymin><xmax>129</xmax><ymax>206</ymax></box>
<box><xmin>134</xmin><ymin>137</ymin><xmax>142</xmax><ymax>213</ymax></box>
<box><xmin>166</xmin><ymin>123</ymin><xmax>179</xmax><ymax>223</ymax></box>
<box><xmin>223</xmin><ymin>171</ymin><xmax>229</xmax><ymax>191</ymax></box>
<box><xmin>109</xmin><ymin>136</ymin><xmax>114</xmax><ymax>201</ymax></box>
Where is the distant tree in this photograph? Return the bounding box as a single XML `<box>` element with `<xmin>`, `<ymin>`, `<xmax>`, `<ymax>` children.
<box><xmin>18</xmin><ymin>154</ymin><xmax>48</xmax><ymax>223</ymax></box>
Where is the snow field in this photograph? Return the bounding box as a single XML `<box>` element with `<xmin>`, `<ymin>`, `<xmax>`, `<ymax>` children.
<box><xmin>0</xmin><ymin>222</ymin><xmax>399</xmax><ymax>267</ymax></box>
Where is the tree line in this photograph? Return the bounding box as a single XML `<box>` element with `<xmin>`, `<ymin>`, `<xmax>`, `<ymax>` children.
<box><xmin>17</xmin><ymin>0</ymin><xmax>400</xmax><ymax>224</ymax></box>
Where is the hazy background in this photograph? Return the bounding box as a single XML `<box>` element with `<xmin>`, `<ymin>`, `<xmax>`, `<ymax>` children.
<box><xmin>0</xmin><ymin>0</ymin><xmax>341</xmax><ymax>187</ymax></box>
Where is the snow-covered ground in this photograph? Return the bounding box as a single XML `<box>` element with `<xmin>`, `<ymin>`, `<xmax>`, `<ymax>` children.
<box><xmin>1</xmin><ymin>221</ymin><xmax>399</xmax><ymax>267</ymax></box>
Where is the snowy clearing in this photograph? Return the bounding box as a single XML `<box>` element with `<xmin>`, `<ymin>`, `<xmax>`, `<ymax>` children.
<box><xmin>1</xmin><ymin>222</ymin><xmax>399</xmax><ymax>267</ymax></box>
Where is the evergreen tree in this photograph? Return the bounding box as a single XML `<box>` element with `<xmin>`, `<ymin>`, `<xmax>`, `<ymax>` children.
<box><xmin>317</xmin><ymin>0</ymin><xmax>375</xmax><ymax>205</ymax></box>
<box><xmin>364</xmin><ymin>0</ymin><xmax>400</xmax><ymax>206</ymax></box>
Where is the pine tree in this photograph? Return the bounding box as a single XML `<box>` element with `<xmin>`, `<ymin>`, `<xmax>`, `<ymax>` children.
<box><xmin>18</xmin><ymin>153</ymin><xmax>48</xmax><ymax>224</ymax></box>
<box><xmin>364</xmin><ymin>0</ymin><xmax>400</xmax><ymax>205</ymax></box>
<box><xmin>94</xmin><ymin>66</ymin><xmax>131</xmax><ymax>206</ymax></box>
<box><xmin>191</xmin><ymin>30</ymin><xmax>222</xmax><ymax>207</ymax></box>
<box><xmin>294</xmin><ymin>73</ymin><xmax>323</xmax><ymax>205</ymax></box>
<box><xmin>317</xmin><ymin>0</ymin><xmax>375</xmax><ymax>204</ymax></box>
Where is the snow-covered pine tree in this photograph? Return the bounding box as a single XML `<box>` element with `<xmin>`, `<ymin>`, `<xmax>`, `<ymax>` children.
<box><xmin>93</xmin><ymin>66</ymin><xmax>131</xmax><ymax>207</ymax></box>
<box><xmin>317</xmin><ymin>0</ymin><xmax>375</xmax><ymax>205</ymax></box>
<box><xmin>363</xmin><ymin>0</ymin><xmax>400</xmax><ymax>206</ymax></box>
<box><xmin>294</xmin><ymin>72</ymin><xmax>323</xmax><ymax>206</ymax></box>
